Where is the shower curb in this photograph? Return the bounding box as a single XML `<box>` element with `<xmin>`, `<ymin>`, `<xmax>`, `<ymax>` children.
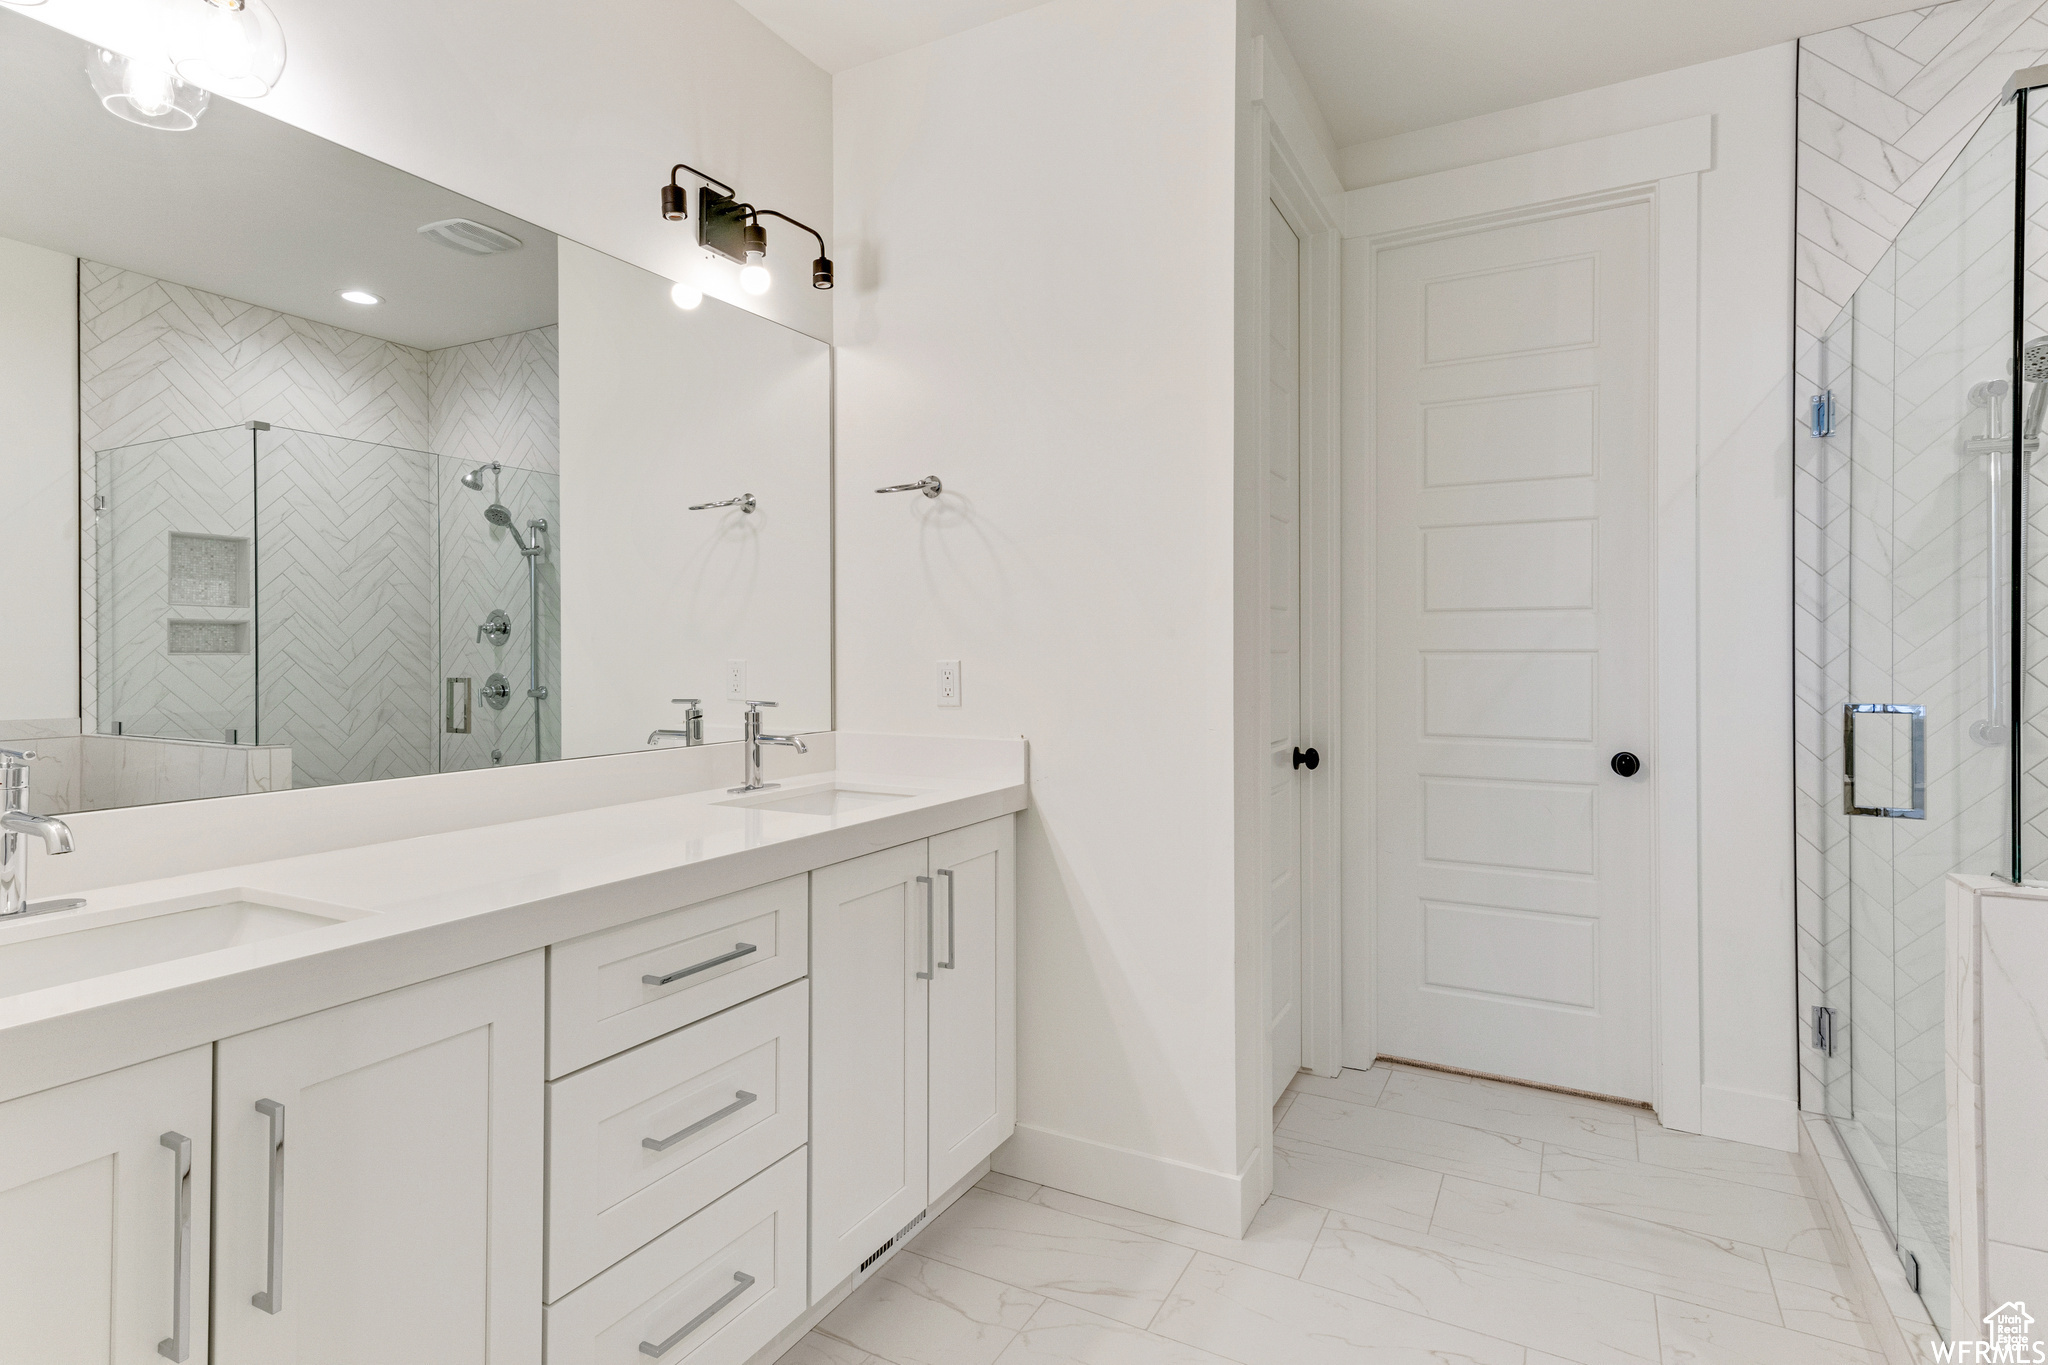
<box><xmin>1798</xmin><ymin>1113</ymin><xmax>1942</xmax><ymax>1364</ymax></box>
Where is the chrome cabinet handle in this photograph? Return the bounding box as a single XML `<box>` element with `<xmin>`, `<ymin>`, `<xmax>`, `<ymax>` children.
<box><xmin>643</xmin><ymin>943</ymin><xmax>756</xmax><ymax>987</ymax></box>
<box><xmin>876</xmin><ymin>476</ymin><xmax>942</xmax><ymax>497</ymax></box>
<box><xmin>936</xmin><ymin>868</ymin><xmax>956</xmax><ymax>970</ymax></box>
<box><xmin>158</xmin><ymin>1132</ymin><xmax>192</xmax><ymax>1362</ymax></box>
<box><xmin>1843</xmin><ymin>703</ymin><xmax>1926</xmax><ymax>819</ymax></box>
<box><xmin>639</xmin><ymin>1270</ymin><xmax>756</xmax><ymax>1357</ymax></box>
<box><xmin>252</xmin><ymin>1099</ymin><xmax>285</xmax><ymax>1314</ymax></box>
<box><xmin>916</xmin><ymin>876</ymin><xmax>934</xmax><ymax>979</ymax></box>
<box><xmin>643</xmin><ymin>1090</ymin><xmax>757</xmax><ymax>1152</ymax></box>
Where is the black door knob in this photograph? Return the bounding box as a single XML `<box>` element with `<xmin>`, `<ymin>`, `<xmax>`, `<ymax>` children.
<box><xmin>1293</xmin><ymin>746</ymin><xmax>1320</xmax><ymax>771</ymax></box>
<box><xmin>1610</xmin><ymin>752</ymin><xmax>1642</xmax><ymax>777</ymax></box>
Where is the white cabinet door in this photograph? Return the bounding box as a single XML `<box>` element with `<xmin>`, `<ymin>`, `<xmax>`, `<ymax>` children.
<box><xmin>213</xmin><ymin>953</ymin><xmax>545</xmax><ymax>1365</ymax></box>
<box><xmin>928</xmin><ymin>817</ymin><xmax>1015</xmax><ymax>1196</ymax></box>
<box><xmin>0</xmin><ymin>1047</ymin><xmax>212</xmax><ymax>1365</ymax></box>
<box><xmin>809</xmin><ymin>840</ymin><xmax>929</xmax><ymax>1294</ymax></box>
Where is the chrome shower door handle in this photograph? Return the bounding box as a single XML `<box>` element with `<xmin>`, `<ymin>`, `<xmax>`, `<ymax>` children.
<box><xmin>916</xmin><ymin>875</ymin><xmax>934</xmax><ymax>979</ymax></box>
<box><xmin>936</xmin><ymin>867</ymin><xmax>956</xmax><ymax>970</ymax></box>
<box><xmin>638</xmin><ymin>1270</ymin><xmax>756</xmax><ymax>1357</ymax></box>
<box><xmin>158</xmin><ymin>1132</ymin><xmax>193</xmax><ymax>1362</ymax></box>
<box><xmin>252</xmin><ymin>1098</ymin><xmax>285</xmax><ymax>1313</ymax></box>
<box><xmin>1843</xmin><ymin>703</ymin><xmax>1926</xmax><ymax>819</ymax></box>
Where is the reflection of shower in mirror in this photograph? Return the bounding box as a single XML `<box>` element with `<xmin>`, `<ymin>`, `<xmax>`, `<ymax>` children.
<box><xmin>461</xmin><ymin>459</ymin><xmax>552</xmax><ymax>761</ymax></box>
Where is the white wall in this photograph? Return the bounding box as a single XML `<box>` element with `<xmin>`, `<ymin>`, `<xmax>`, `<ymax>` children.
<box><xmin>833</xmin><ymin>0</ymin><xmax>1251</xmax><ymax>1232</ymax></box>
<box><xmin>558</xmin><ymin>240</ymin><xmax>832</xmax><ymax>755</ymax></box>
<box><xmin>17</xmin><ymin>0</ymin><xmax>834</xmax><ymax>341</ymax></box>
<box><xmin>0</xmin><ymin>236</ymin><xmax>79</xmax><ymax>729</ymax></box>
<box><xmin>1336</xmin><ymin>46</ymin><xmax>1801</xmax><ymax>1148</ymax></box>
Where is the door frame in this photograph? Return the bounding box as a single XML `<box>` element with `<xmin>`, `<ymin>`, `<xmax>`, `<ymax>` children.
<box><xmin>1248</xmin><ymin>99</ymin><xmax>1345</xmax><ymax>1083</ymax></box>
<box><xmin>1339</xmin><ymin>117</ymin><xmax>1711</xmax><ymax>1131</ymax></box>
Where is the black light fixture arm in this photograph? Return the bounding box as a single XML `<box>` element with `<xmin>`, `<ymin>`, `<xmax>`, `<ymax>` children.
<box><xmin>669</xmin><ymin>163</ymin><xmax>734</xmax><ymax>197</ymax></box>
<box><xmin>749</xmin><ymin>209</ymin><xmax>834</xmax><ymax>290</ymax></box>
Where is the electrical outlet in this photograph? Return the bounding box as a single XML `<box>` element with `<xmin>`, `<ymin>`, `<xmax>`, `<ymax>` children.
<box><xmin>937</xmin><ymin>660</ymin><xmax>961</xmax><ymax>707</ymax></box>
<box><xmin>726</xmin><ymin>660</ymin><xmax>747</xmax><ymax>700</ymax></box>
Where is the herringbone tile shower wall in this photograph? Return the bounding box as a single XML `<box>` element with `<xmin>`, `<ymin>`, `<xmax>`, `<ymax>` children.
<box><xmin>79</xmin><ymin>262</ymin><xmax>562</xmax><ymax>791</ymax></box>
<box><xmin>1792</xmin><ymin>0</ymin><xmax>2048</xmax><ymax>1121</ymax></box>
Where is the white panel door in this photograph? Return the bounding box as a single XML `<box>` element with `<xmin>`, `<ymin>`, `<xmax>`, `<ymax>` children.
<box><xmin>1374</xmin><ymin>204</ymin><xmax>1656</xmax><ymax>1101</ymax></box>
<box><xmin>809</xmin><ymin>840</ymin><xmax>930</xmax><ymax>1294</ymax></box>
<box><xmin>0</xmin><ymin>1047</ymin><xmax>212</xmax><ymax>1364</ymax></box>
<box><xmin>928</xmin><ymin>816</ymin><xmax>1016</xmax><ymax>1195</ymax></box>
<box><xmin>213</xmin><ymin>953</ymin><xmax>545</xmax><ymax>1364</ymax></box>
<box><xmin>1266</xmin><ymin>198</ymin><xmax>1305</xmax><ymax>1102</ymax></box>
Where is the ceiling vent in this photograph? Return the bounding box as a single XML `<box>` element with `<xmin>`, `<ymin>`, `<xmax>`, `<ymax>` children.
<box><xmin>417</xmin><ymin>218</ymin><xmax>523</xmax><ymax>256</ymax></box>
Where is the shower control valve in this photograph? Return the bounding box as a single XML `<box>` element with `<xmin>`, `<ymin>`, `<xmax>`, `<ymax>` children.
<box><xmin>476</xmin><ymin>609</ymin><xmax>512</xmax><ymax>646</ymax></box>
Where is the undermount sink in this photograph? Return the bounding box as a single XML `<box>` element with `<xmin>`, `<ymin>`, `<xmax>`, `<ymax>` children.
<box><xmin>716</xmin><ymin>784</ymin><xmax>925</xmax><ymax>817</ymax></box>
<box><xmin>0</xmin><ymin>889</ymin><xmax>366</xmax><ymax>999</ymax></box>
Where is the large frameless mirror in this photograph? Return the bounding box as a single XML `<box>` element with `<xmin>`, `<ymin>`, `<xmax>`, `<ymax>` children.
<box><xmin>0</xmin><ymin>6</ymin><xmax>831</xmax><ymax>812</ymax></box>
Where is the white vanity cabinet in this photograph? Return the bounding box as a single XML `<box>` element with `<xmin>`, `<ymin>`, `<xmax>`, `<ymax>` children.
<box><xmin>211</xmin><ymin>953</ymin><xmax>545</xmax><ymax>1365</ymax></box>
<box><xmin>0</xmin><ymin>1046</ymin><xmax>213</xmax><ymax>1365</ymax></box>
<box><xmin>809</xmin><ymin>816</ymin><xmax>1016</xmax><ymax>1293</ymax></box>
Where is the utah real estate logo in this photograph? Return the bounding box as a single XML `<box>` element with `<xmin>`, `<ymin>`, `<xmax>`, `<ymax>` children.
<box><xmin>1932</xmin><ymin>1302</ymin><xmax>2042</xmax><ymax>1363</ymax></box>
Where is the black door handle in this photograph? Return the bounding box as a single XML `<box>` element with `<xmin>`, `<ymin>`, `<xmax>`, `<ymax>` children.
<box><xmin>1293</xmin><ymin>747</ymin><xmax>1319</xmax><ymax>771</ymax></box>
<box><xmin>1610</xmin><ymin>752</ymin><xmax>1642</xmax><ymax>777</ymax></box>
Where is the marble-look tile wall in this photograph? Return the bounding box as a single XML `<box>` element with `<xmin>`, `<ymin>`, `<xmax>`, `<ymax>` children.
<box><xmin>0</xmin><ymin>730</ymin><xmax>292</xmax><ymax>815</ymax></box>
<box><xmin>1946</xmin><ymin>876</ymin><xmax>2048</xmax><ymax>1338</ymax></box>
<box><xmin>429</xmin><ymin>327</ymin><xmax>560</xmax><ymax>476</ymax></box>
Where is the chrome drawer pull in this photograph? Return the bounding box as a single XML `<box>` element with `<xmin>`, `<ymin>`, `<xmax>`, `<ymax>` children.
<box><xmin>252</xmin><ymin>1099</ymin><xmax>285</xmax><ymax>1314</ymax></box>
<box><xmin>642</xmin><ymin>1090</ymin><xmax>757</xmax><ymax>1152</ymax></box>
<box><xmin>936</xmin><ymin>868</ymin><xmax>956</xmax><ymax>970</ymax></box>
<box><xmin>642</xmin><ymin>943</ymin><xmax>756</xmax><ymax>987</ymax></box>
<box><xmin>638</xmin><ymin>1270</ymin><xmax>755</xmax><ymax>1357</ymax></box>
<box><xmin>158</xmin><ymin>1132</ymin><xmax>192</xmax><ymax>1362</ymax></box>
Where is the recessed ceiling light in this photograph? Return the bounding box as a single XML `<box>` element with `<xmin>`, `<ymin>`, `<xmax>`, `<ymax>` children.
<box><xmin>337</xmin><ymin>289</ymin><xmax>382</xmax><ymax>306</ymax></box>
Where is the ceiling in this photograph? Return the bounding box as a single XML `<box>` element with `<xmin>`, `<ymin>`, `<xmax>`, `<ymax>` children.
<box><xmin>733</xmin><ymin>0</ymin><xmax>1049</xmax><ymax>73</ymax></box>
<box><xmin>0</xmin><ymin>8</ymin><xmax>556</xmax><ymax>351</ymax></box>
<box><xmin>736</xmin><ymin>0</ymin><xmax>1937</xmax><ymax>150</ymax></box>
<box><xmin>1267</xmin><ymin>0</ymin><xmax>1936</xmax><ymax>146</ymax></box>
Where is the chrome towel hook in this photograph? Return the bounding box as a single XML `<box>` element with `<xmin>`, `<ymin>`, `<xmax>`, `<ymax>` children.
<box><xmin>688</xmin><ymin>493</ymin><xmax>756</xmax><ymax>513</ymax></box>
<box><xmin>877</xmin><ymin>475</ymin><xmax>942</xmax><ymax>498</ymax></box>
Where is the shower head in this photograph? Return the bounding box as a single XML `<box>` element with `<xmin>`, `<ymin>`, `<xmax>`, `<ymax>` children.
<box><xmin>2025</xmin><ymin>337</ymin><xmax>2048</xmax><ymax>440</ymax></box>
<box><xmin>484</xmin><ymin>500</ymin><xmax>538</xmax><ymax>555</ymax></box>
<box><xmin>483</xmin><ymin>502</ymin><xmax>513</xmax><ymax>527</ymax></box>
<box><xmin>461</xmin><ymin>461</ymin><xmax>500</xmax><ymax>492</ymax></box>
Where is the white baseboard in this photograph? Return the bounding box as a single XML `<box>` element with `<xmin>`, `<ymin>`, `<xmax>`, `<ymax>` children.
<box><xmin>991</xmin><ymin>1122</ymin><xmax>1251</xmax><ymax>1238</ymax></box>
<box><xmin>1699</xmin><ymin>1083</ymin><xmax>1799</xmax><ymax>1152</ymax></box>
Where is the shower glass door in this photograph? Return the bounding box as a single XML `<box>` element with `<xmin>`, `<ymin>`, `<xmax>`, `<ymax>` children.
<box><xmin>93</xmin><ymin>426</ymin><xmax>258</xmax><ymax>745</ymax></box>
<box><xmin>1827</xmin><ymin>92</ymin><xmax>2019</xmax><ymax>1340</ymax></box>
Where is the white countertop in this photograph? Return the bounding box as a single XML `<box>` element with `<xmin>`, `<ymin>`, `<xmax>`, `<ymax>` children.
<box><xmin>0</xmin><ymin>734</ymin><xmax>1026</xmax><ymax>1103</ymax></box>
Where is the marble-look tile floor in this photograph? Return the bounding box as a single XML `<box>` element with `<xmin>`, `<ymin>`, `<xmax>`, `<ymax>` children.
<box><xmin>777</xmin><ymin>1062</ymin><xmax>1885</xmax><ymax>1365</ymax></box>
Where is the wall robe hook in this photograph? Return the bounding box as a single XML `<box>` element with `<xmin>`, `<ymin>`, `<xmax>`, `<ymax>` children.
<box><xmin>688</xmin><ymin>493</ymin><xmax>757</xmax><ymax>513</ymax></box>
<box><xmin>876</xmin><ymin>476</ymin><xmax>942</xmax><ymax>498</ymax></box>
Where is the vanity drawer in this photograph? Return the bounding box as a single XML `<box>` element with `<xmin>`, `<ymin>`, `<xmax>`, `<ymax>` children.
<box><xmin>549</xmin><ymin>873</ymin><xmax>808</xmax><ymax>1076</ymax></box>
<box><xmin>547</xmin><ymin>980</ymin><xmax>808</xmax><ymax>1298</ymax></box>
<box><xmin>545</xmin><ymin>1147</ymin><xmax>807</xmax><ymax>1365</ymax></box>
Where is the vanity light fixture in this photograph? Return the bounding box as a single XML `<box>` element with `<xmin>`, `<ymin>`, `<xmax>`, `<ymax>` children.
<box><xmin>659</xmin><ymin>163</ymin><xmax>833</xmax><ymax>294</ymax></box>
<box><xmin>337</xmin><ymin>288</ymin><xmax>382</xmax><ymax>306</ymax></box>
<box><xmin>173</xmin><ymin>0</ymin><xmax>287</xmax><ymax>99</ymax></box>
<box><xmin>87</xmin><ymin>47</ymin><xmax>209</xmax><ymax>131</ymax></box>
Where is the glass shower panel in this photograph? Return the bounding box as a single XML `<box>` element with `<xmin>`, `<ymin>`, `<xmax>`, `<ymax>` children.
<box><xmin>93</xmin><ymin>427</ymin><xmax>257</xmax><ymax>744</ymax></box>
<box><xmin>1833</xmin><ymin>94</ymin><xmax>2017</xmax><ymax>1341</ymax></box>
<box><xmin>435</xmin><ymin>455</ymin><xmax>560</xmax><ymax>772</ymax></box>
<box><xmin>253</xmin><ymin>427</ymin><xmax>438</xmax><ymax>789</ymax></box>
<box><xmin>2024</xmin><ymin>90</ymin><xmax>2048</xmax><ymax>881</ymax></box>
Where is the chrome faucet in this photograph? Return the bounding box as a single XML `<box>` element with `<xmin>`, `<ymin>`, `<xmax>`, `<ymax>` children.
<box><xmin>649</xmin><ymin>697</ymin><xmax>705</xmax><ymax>747</ymax></box>
<box><xmin>1</xmin><ymin>749</ymin><xmax>82</xmax><ymax>918</ymax></box>
<box><xmin>730</xmin><ymin>701</ymin><xmax>807</xmax><ymax>794</ymax></box>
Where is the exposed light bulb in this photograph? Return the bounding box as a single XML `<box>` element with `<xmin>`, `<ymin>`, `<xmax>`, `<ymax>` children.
<box><xmin>173</xmin><ymin>0</ymin><xmax>287</xmax><ymax>98</ymax></box>
<box><xmin>670</xmin><ymin>280</ymin><xmax>703</xmax><ymax>310</ymax></box>
<box><xmin>337</xmin><ymin>289</ymin><xmax>382</xmax><ymax>306</ymax></box>
<box><xmin>739</xmin><ymin>263</ymin><xmax>772</xmax><ymax>296</ymax></box>
<box><xmin>87</xmin><ymin>48</ymin><xmax>210</xmax><ymax>131</ymax></box>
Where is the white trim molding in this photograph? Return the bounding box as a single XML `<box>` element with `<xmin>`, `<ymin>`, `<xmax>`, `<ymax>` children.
<box><xmin>1338</xmin><ymin>115</ymin><xmax>1711</xmax><ymax>1134</ymax></box>
<box><xmin>991</xmin><ymin>1122</ymin><xmax>1255</xmax><ymax>1239</ymax></box>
